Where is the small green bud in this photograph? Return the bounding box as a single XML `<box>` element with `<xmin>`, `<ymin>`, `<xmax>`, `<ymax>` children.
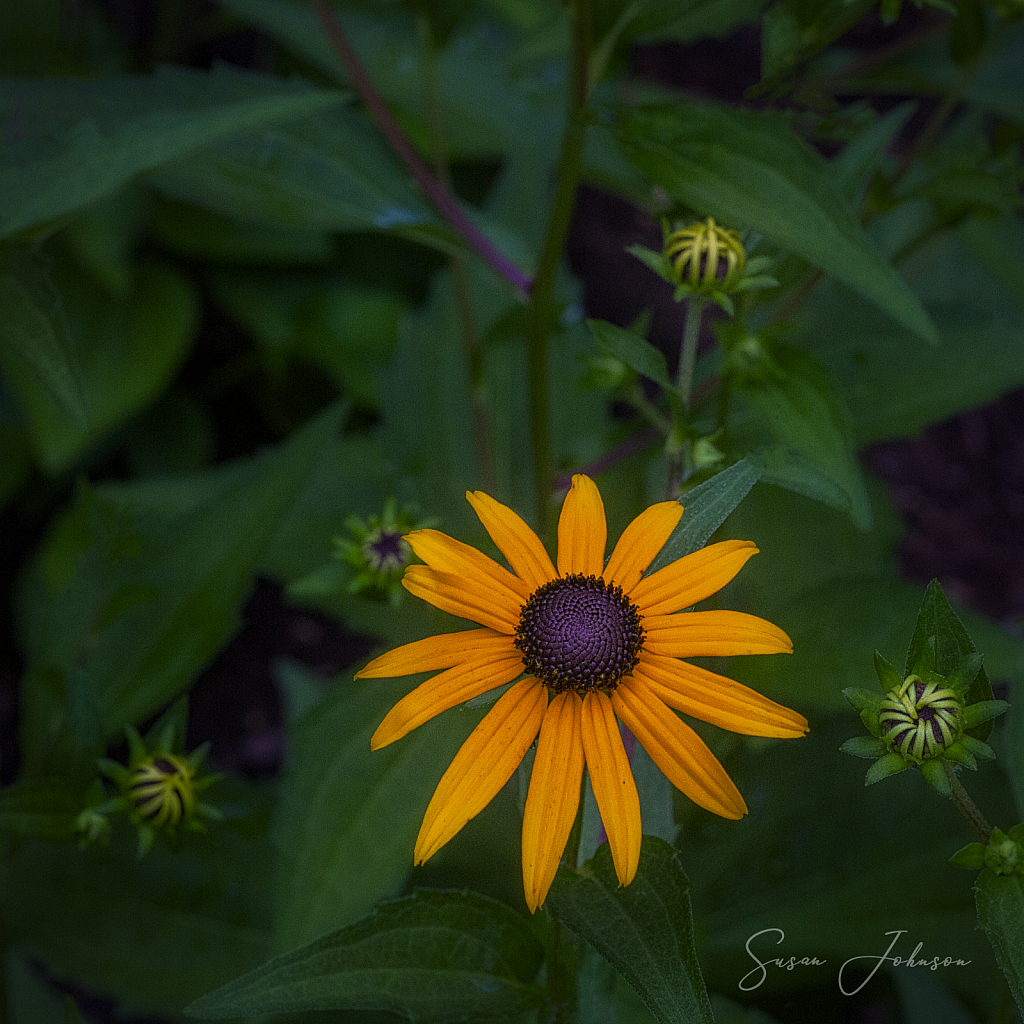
<box><xmin>877</xmin><ymin>674</ymin><xmax>963</xmax><ymax>763</ymax></box>
<box><xmin>691</xmin><ymin>436</ymin><xmax>725</xmax><ymax>473</ymax></box>
<box><xmin>333</xmin><ymin>499</ymin><xmax>433</xmax><ymax>606</ymax></box>
<box><xmin>984</xmin><ymin>837</ymin><xmax>1021</xmax><ymax>876</ymax></box>
<box><xmin>129</xmin><ymin>754</ymin><xmax>196</xmax><ymax>829</ymax></box>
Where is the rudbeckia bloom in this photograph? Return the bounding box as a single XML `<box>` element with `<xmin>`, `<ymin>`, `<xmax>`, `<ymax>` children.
<box><xmin>356</xmin><ymin>475</ymin><xmax>807</xmax><ymax>911</ymax></box>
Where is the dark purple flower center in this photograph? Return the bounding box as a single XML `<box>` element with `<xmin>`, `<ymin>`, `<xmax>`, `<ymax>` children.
<box><xmin>514</xmin><ymin>573</ymin><xmax>645</xmax><ymax>693</ymax></box>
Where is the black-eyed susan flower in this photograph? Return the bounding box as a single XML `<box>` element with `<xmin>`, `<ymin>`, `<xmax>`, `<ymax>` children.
<box><xmin>356</xmin><ymin>474</ymin><xmax>807</xmax><ymax>912</ymax></box>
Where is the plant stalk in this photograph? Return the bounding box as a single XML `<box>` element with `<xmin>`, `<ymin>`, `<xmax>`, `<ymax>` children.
<box><xmin>526</xmin><ymin>0</ymin><xmax>591</xmax><ymax>540</ymax></box>
<box><xmin>311</xmin><ymin>0</ymin><xmax>531</xmax><ymax>295</ymax></box>
<box><xmin>943</xmin><ymin>760</ymin><xmax>992</xmax><ymax>842</ymax></box>
<box><xmin>666</xmin><ymin>295</ymin><xmax>704</xmax><ymax>497</ymax></box>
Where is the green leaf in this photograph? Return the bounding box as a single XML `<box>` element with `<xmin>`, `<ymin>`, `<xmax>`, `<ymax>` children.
<box><xmin>0</xmin><ymin>779</ymin><xmax>80</xmax><ymax>842</ymax></box>
<box><xmin>751</xmin><ymin>446</ymin><xmax>854</xmax><ymax>517</ymax></box>
<box><xmin>547</xmin><ymin>837</ymin><xmax>713</xmax><ymax>1024</ymax></box>
<box><xmin>217</xmin><ymin>0</ymin><xmax>550</xmax><ymax>159</ymax></box>
<box><xmin>150</xmin><ymin>197</ymin><xmax>335</xmax><ymax>265</ymax></box>
<box><xmin>840</xmin><ymin>23</ymin><xmax>1024</xmax><ymax>127</ymax></box>
<box><xmin>61</xmin><ymin>997</ymin><xmax>86</xmax><ymax>1024</ymax></box>
<box><xmin>0</xmin><ymin>65</ymin><xmax>345</xmax><ymax>238</ymax></box>
<box><xmin>733</xmin><ymin>343</ymin><xmax>871</xmax><ymax>528</ymax></box>
<box><xmin>613</xmin><ymin>103</ymin><xmax>938</xmax><ymax>344</ymax></box>
<box><xmin>5</xmin><ymin>255</ymin><xmax>198</xmax><ymax>474</ymax></box>
<box><xmin>4</xmin><ymin>809</ymin><xmax>273</xmax><ymax>1017</ymax></box>
<box><xmin>904</xmin><ymin>580</ymin><xmax>994</xmax><ymax>728</ymax></box>
<box><xmin>272</xmin><ymin>664</ymin><xmax>482</xmax><ymax>948</ymax></box>
<box><xmin>18</xmin><ymin>405</ymin><xmax>345</xmax><ymax>770</ymax></box>
<box><xmin>587</xmin><ymin>319</ymin><xmax>673</xmax><ymax>391</ymax></box>
<box><xmin>148</xmin><ymin>105</ymin><xmax>447</xmax><ymax>244</ymax></box>
<box><xmin>0</xmin><ymin>245</ymin><xmax>88</xmax><ymax>428</ymax></box>
<box><xmin>719</xmin><ymin>484</ymin><xmax>1024</xmax><ymax>712</ymax></box>
<box><xmin>831</xmin><ymin>102</ymin><xmax>916</xmax><ymax>205</ymax></box>
<box><xmin>185</xmin><ymin>890</ymin><xmax>545</xmax><ymax>1021</ymax></box>
<box><xmin>630</xmin><ymin>0</ymin><xmax>769</xmax><ymax>44</ymax></box>
<box><xmin>646</xmin><ymin>457</ymin><xmax>762</xmax><ymax>574</ymax></box>
<box><xmin>795</xmin><ymin>228</ymin><xmax>1024</xmax><ymax>445</ymax></box>
<box><xmin>975</xmin><ymin>872</ymin><xmax>1024</xmax><ymax>1018</ymax></box>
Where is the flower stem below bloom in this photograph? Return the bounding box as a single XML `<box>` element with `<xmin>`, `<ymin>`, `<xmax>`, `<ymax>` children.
<box><xmin>943</xmin><ymin>760</ymin><xmax>992</xmax><ymax>842</ymax></box>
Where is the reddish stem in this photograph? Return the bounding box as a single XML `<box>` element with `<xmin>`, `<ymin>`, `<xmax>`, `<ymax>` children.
<box><xmin>311</xmin><ymin>0</ymin><xmax>532</xmax><ymax>296</ymax></box>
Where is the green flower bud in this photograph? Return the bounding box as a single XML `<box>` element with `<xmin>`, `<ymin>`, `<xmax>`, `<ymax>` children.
<box><xmin>984</xmin><ymin>837</ymin><xmax>1021</xmax><ymax>876</ymax></box>
<box><xmin>664</xmin><ymin>217</ymin><xmax>746</xmax><ymax>294</ymax></box>
<box><xmin>128</xmin><ymin>754</ymin><xmax>196</xmax><ymax>829</ymax></box>
<box><xmin>334</xmin><ymin>499</ymin><xmax>433</xmax><ymax>605</ymax></box>
<box><xmin>877</xmin><ymin>674</ymin><xmax>963</xmax><ymax>762</ymax></box>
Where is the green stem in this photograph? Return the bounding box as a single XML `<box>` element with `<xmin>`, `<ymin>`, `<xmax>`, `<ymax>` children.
<box><xmin>677</xmin><ymin>295</ymin><xmax>705</xmax><ymax>410</ymax></box>
<box><xmin>417</xmin><ymin>14</ymin><xmax>495</xmax><ymax>493</ymax></box>
<box><xmin>527</xmin><ymin>0</ymin><xmax>591</xmax><ymax>540</ymax></box>
<box><xmin>943</xmin><ymin>761</ymin><xmax>992</xmax><ymax>842</ymax></box>
<box><xmin>665</xmin><ymin>296</ymin><xmax>704</xmax><ymax>497</ymax></box>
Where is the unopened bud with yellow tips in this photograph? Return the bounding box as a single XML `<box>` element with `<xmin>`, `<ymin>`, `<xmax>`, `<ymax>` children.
<box><xmin>628</xmin><ymin>217</ymin><xmax>777</xmax><ymax>314</ymax></box>
<box><xmin>665</xmin><ymin>217</ymin><xmax>746</xmax><ymax>292</ymax></box>
<box><xmin>98</xmin><ymin>724</ymin><xmax>221</xmax><ymax>858</ymax></box>
<box><xmin>843</xmin><ymin>648</ymin><xmax>1008</xmax><ymax>797</ymax></box>
<box><xmin>128</xmin><ymin>754</ymin><xmax>197</xmax><ymax>829</ymax></box>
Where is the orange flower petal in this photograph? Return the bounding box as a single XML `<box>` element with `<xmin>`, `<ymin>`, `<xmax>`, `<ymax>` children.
<box><xmin>415</xmin><ymin>679</ymin><xmax>547</xmax><ymax>864</ymax></box>
<box><xmin>557</xmin><ymin>474</ymin><xmax>607</xmax><ymax>577</ymax></box>
<box><xmin>612</xmin><ymin>676</ymin><xmax>747</xmax><ymax>820</ymax></box>
<box><xmin>643</xmin><ymin>610</ymin><xmax>793</xmax><ymax>657</ymax></box>
<box><xmin>580</xmin><ymin>691</ymin><xmax>641</xmax><ymax>888</ymax></box>
<box><xmin>356</xmin><ymin>629</ymin><xmax>512</xmax><ymax>679</ymax></box>
<box><xmin>407</xmin><ymin>529</ymin><xmax>531</xmax><ymax>602</ymax></box>
<box><xmin>634</xmin><ymin>653</ymin><xmax>808</xmax><ymax>738</ymax></box>
<box><xmin>370</xmin><ymin>653</ymin><xmax>526</xmax><ymax>750</ymax></box>
<box><xmin>521</xmin><ymin>692</ymin><xmax>585</xmax><ymax>913</ymax></box>
<box><xmin>630</xmin><ymin>540</ymin><xmax>758</xmax><ymax>616</ymax></box>
<box><xmin>403</xmin><ymin>566</ymin><xmax>520</xmax><ymax>633</ymax></box>
<box><xmin>603</xmin><ymin>500</ymin><xmax>684</xmax><ymax>594</ymax></box>
<box><xmin>466</xmin><ymin>490</ymin><xmax>556</xmax><ymax>591</ymax></box>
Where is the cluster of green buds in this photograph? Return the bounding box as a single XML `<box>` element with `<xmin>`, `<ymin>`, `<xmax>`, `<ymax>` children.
<box><xmin>842</xmin><ymin>649</ymin><xmax>1008</xmax><ymax>796</ymax></box>
<box><xmin>332</xmin><ymin>498</ymin><xmax>435</xmax><ymax>606</ymax></box>
<box><xmin>628</xmin><ymin>217</ymin><xmax>777</xmax><ymax>314</ymax></box>
<box><xmin>951</xmin><ymin>824</ymin><xmax>1024</xmax><ymax>877</ymax></box>
<box><xmin>78</xmin><ymin>721</ymin><xmax>221</xmax><ymax>857</ymax></box>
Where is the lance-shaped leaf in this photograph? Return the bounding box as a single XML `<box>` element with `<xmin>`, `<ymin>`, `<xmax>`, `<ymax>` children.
<box><xmin>0</xmin><ymin>65</ymin><xmax>345</xmax><ymax>238</ymax></box>
<box><xmin>273</xmin><ymin>664</ymin><xmax>481</xmax><ymax>948</ymax></box>
<box><xmin>185</xmin><ymin>890</ymin><xmax>545</xmax><ymax>1021</ymax></box>
<box><xmin>975</xmin><ymin>872</ymin><xmax>1024</xmax><ymax>1019</ymax></box>
<box><xmin>587</xmin><ymin>319</ymin><xmax>673</xmax><ymax>391</ymax></box>
<box><xmin>904</xmin><ymin>579</ymin><xmax>995</xmax><ymax>737</ymax></box>
<box><xmin>646</xmin><ymin>457</ymin><xmax>762</xmax><ymax>574</ymax></box>
<box><xmin>734</xmin><ymin>342</ymin><xmax>871</xmax><ymax>528</ymax></box>
<box><xmin>0</xmin><ymin>246</ymin><xmax>88</xmax><ymax>429</ymax></box>
<box><xmin>18</xmin><ymin>405</ymin><xmax>345</xmax><ymax>772</ymax></box>
<box><xmin>613</xmin><ymin>103</ymin><xmax>937</xmax><ymax>344</ymax></box>
<box><xmin>546</xmin><ymin>837</ymin><xmax>714</xmax><ymax>1024</ymax></box>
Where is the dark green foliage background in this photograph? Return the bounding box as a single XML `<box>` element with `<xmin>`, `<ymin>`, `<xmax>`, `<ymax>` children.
<box><xmin>1</xmin><ymin>1</ymin><xmax>1023</xmax><ymax>1023</ymax></box>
